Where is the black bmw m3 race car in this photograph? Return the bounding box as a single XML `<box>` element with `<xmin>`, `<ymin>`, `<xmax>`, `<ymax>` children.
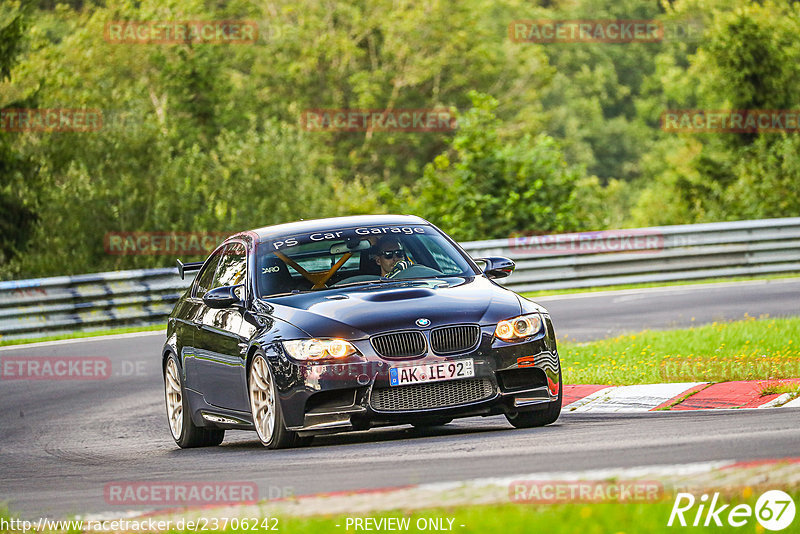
<box><xmin>162</xmin><ymin>215</ymin><xmax>562</xmax><ymax>449</ymax></box>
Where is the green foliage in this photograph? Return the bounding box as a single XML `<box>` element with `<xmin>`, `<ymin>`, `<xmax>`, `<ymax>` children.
<box><xmin>8</xmin><ymin>120</ymin><xmax>340</xmax><ymax>277</ymax></box>
<box><xmin>726</xmin><ymin>135</ymin><xmax>800</xmax><ymax>219</ymax></box>
<box><xmin>0</xmin><ymin>3</ymin><xmax>29</xmax><ymax>82</ymax></box>
<box><xmin>0</xmin><ymin>2</ymin><xmax>39</xmax><ymax>268</ymax></box>
<box><xmin>573</xmin><ymin>176</ymin><xmax>634</xmax><ymax>230</ymax></box>
<box><xmin>537</xmin><ymin>0</ymin><xmax>665</xmax><ymax>182</ymax></box>
<box><xmin>400</xmin><ymin>92</ymin><xmax>582</xmax><ymax>241</ymax></box>
<box><xmin>703</xmin><ymin>4</ymin><xmax>798</xmax><ymax>112</ymax></box>
<box><xmin>3</xmin><ymin>0</ymin><xmax>800</xmax><ymax>279</ymax></box>
<box><xmin>222</xmin><ymin>0</ymin><xmax>553</xmax><ymax>189</ymax></box>
<box><xmin>630</xmin><ymin>0</ymin><xmax>800</xmax><ymax>226</ymax></box>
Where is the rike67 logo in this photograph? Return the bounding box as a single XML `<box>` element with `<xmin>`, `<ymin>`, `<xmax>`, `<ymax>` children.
<box><xmin>668</xmin><ymin>490</ymin><xmax>796</xmax><ymax>530</ymax></box>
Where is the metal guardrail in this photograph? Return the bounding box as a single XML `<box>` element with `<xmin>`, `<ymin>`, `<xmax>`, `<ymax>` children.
<box><xmin>461</xmin><ymin>217</ymin><xmax>800</xmax><ymax>293</ymax></box>
<box><xmin>0</xmin><ymin>269</ymin><xmax>188</xmax><ymax>341</ymax></box>
<box><xmin>1</xmin><ymin>218</ymin><xmax>799</xmax><ymax>341</ymax></box>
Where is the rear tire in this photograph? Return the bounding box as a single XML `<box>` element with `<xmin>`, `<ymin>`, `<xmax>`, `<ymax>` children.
<box><xmin>505</xmin><ymin>368</ymin><xmax>562</xmax><ymax>428</ymax></box>
<box><xmin>248</xmin><ymin>352</ymin><xmax>306</xmax><ymax>449</ymax></box>
<box><xmin>164</xmin><ymin>353</ymin><xmax>225</xmax><ymax>448</ymax></box>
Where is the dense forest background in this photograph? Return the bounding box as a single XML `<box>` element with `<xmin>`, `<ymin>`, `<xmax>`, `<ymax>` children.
<box><xmin>1</xmin><ymin>0</ymin><xmax>799</xmax><ymax>279</ymax></box>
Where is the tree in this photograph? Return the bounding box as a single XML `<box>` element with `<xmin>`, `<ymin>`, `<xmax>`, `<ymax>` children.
<box><xmin>632</xmin><ymin>0</ymin><xmax>800</xmax><ymax>225</ymax></box>
<box><xmin>0</xmin><ymin>2</ymin><xmax>39</xmax><ymax>270</ymax></box>
<box><xmin>399</xmin><ymin>92</ymin><xmax>583</xmax><ymax>241</ymax></box>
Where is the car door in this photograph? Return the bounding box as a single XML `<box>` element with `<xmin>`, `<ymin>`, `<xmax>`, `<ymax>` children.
<box><xmin>181</xmin><ymin>248</ymin><xmax>223</xmax><ymax>392</ymax></box>
<box><xmin>193</xmin><ymin>241</ymin><xmax>251</xmax><ymax>411</ymax></box>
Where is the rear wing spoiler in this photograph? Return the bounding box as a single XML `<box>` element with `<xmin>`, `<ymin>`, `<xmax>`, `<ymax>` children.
<box><xmin>176</xmin><ymin>259</ymin><xmax>204</xmax><ymax>280</ymax></box>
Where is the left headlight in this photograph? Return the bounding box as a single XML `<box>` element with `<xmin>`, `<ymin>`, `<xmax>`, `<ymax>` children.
<box><xmin>283</xmin><ymin>339</ymin><xmax>358</xmax><ymax>361</ymax></box>
<box><xmin>494</xmin><ymin>313</ymin><xmax>543</xmax><ymax>341</ymax></box>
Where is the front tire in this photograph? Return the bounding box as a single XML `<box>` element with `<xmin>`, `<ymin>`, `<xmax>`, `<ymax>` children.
<box><xmin>248</xmin><ymin>352</ymin><xmax>305</xmax><ymax>449</ymax></box>
<box><xmin>164</xmin><ymin>354</ymin><xmax>225</xmax><ymax>448</ymax></box>
<box><xmin>505</xmin><ymin>368</ymin><xmax>562</xmax><ymax>428</ymax></box>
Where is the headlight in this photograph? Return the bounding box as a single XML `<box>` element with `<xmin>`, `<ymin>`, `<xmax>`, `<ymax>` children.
<box><xmin>283</xmin><ymin>339</ymin><xmax>358</xmax><ymax>361</ymax></box>
<box><xmin>495</xmin><ymin>313</ymin><xmax>542</xmax><ymax>341</ymax></box>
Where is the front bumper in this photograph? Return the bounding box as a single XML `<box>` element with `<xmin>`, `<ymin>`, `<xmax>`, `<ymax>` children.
<box><xmin>274</xmin><ymin>316</ymin><xmax>561</xmax><ymax>434</ymax></box>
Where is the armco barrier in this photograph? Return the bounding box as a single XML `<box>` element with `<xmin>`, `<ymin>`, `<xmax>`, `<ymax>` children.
<box><xmin>461</xmin><ymin>217</ymin><xmax>800</xmax><ymax>292</ymax></box>
<box><xmin>0</xmin><ymin>269</ymin><xmax>189</xmax><ymax>341</ymax></box>
<box><xmin>1</xmin><ymin>218</ymin><xmax>799</xmax><ymax>340</ymax></box>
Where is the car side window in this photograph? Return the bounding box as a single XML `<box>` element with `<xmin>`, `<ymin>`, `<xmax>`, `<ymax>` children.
<box><xmin>213</xmin><ymin>242</ymin><xmax>247</xmax><ymax>291</ymax></box>
<box><xmin>194</xmin><ymin>249</ymin><xmax>223</xmax><ymax>299</ymax></box>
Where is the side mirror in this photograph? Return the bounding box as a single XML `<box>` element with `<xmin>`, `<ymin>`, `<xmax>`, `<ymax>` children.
<box><xmin>476</xmin><ymin>257</ymin><xmax>515</xmax><ymax>279</ymax></box>
<box><xmin>203</xmin><ymin>285</ymin><xmax>244</xmax><ymax>309</ymax></box>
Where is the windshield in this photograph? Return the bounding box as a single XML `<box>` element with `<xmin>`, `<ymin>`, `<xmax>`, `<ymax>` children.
<box><xmin>255</xmin><ymin>224</ymin><xmax>476</xmax><ymax>297</ymax></box>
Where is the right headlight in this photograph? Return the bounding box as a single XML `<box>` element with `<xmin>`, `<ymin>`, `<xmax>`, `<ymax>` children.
<box><xmin>283</xmin><ymin>338</ymin><xmax>358</xmax><ymax>361</ymax></box>
<box><xmin>494</xmin><ymin>313</ymin><xmax>543</xmax><ymax>341</ymax></box>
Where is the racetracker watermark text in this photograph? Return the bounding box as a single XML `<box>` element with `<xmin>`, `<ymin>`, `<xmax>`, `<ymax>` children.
<box><xmin>508</xmin><ymin>229</ymin><xmax>669</xmax><ymax>255</ymax></box>
<box><xmin>301</xmin><ymin>109</ymin><xmax>457</xmax><ymax>132</ymax></box>
<box><xmin>0</xmin><ymin>109</ymin><xmax>102</xmax><ymax>132</ymax></box>
<box><xmin>104</xmin><ymin>21</ymin><xmax>258</xmax><ymax>44</ymax></box>
<box><xmin>104</xmin><ymin>481</ymin><xmax>261</xmax><ymax>506</ymax></box>
<box><xmin>104</xmin><ymin>232</ymin><xmax>231</xmax><ymax>255</ymax></box>
<box><xmin>1</xmin><ymin>357</ymin><xmax>112</xmax><ymax>380</ymax></box>
<box><xmin>510</xmin><ymin>480</ymin><xmax>663</xmax><ymax>503</ymax></box>
<box><xmin>662</xmin><ymin>110</ymin><xmax>800</xmax><ymax>133</ymax></box>
<box><xmin>510</xmin><ymin>20</ymin><xmax>661</xmax><ymax>43</ymax></box>
<box><xmin>660</xmin><ymin>356</ymin><xmax>800</xmax><ymax>382</ymax></box>
<box><xmin>0</xmin><ymin>357</ymin><xmax>148</xmax><ymax>380</ymax></box>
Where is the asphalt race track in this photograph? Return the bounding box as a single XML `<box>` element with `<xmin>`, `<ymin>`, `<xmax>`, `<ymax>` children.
<box><xmin>1</xmin><ymin>279</ymin><xmax>798</xmax><ymax>518</ymax></box>
<box><xmin>537</xmin><ymin>277</ymin><xmax>800</xmax><ymax>341</ymax></box>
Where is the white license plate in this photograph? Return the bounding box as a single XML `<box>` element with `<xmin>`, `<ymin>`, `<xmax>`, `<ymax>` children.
<box><xmin>389</xmin><ymin>359</ymin><xmax>475</xmax><ymax>386</ymax></box>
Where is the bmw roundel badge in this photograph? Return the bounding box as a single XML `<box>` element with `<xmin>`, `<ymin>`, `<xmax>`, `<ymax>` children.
<box><xmin>416</xmin><ymin>318</ymin><xmax>431</xmax><ymax>327</ymax></box>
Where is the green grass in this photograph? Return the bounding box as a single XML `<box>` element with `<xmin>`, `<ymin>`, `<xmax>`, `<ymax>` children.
<box><xmin>103</xmin><ymin>486</ymin><xmax>800</xmax><ymax>533</ymax></box>
<box><xmin>522</xmin><ymin>272</ymin><xmax>800</xmax><ymax>299</ymax></box>
<box><xmin>560</xmin><ymin>315</ymin><xmax>800</xmax><ymax>385</ymax></box>
<box><xmin>758</xmin><ymin>380</ymin><xmax>800</xmax><ymax>397</ymax></box>
<box><xmin>652</xmin><ymin>387</ymin><xmax>705</xmax><ymax>411</ymax></box>
<box><xmin>5</xmin><ymin>488</ymin><xmax>797</xmax><ymax>534</ymax></box>
<box><xmin>0</xmin><ymin>324</ymin><xmax>164</xmax><ymax>347</ymax></box>
<box><xmin>268</xmin><ymin>500</ymin><xmax>745</xmax><ymax>534</ymax></box>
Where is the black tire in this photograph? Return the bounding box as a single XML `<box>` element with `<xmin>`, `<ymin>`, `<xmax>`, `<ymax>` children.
<box><xmin>505</xmin><ymin>368</ymin><xmax>562</xmax><ymax>429</ymax></box>
<box><xmin>248</xmin><ymin>352</ymin><xmax>306</xmax><ymax>449</ymax></box>
<box><xmin>164</xmin><ymin>353</ymin><xmax>225</xmax><ymax>448</ymax></box>
<box><xmin>411</xmin><ymin>417</ymin><xmax>453</xmax><ymax>428</ymax></box>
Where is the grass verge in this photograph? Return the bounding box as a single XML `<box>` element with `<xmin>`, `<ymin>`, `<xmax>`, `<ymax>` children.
<box><xmin>522</xmin><ymin>272</ymin><xmax>800</xmax><ymax>299</ymax></box>
<box><xmin>560</xmin><ymin>316</ymin><xmax>800</xmax><ymax>385</ymax></box>
<box><xmin>4</xmin><ymin>487</ymin><xmax>798</xmax><ymax>534</ymax></box>
<box><xmin>0</xmin><ymin>324</ymin><xmax>164</xmax><ymax>347</ymax></box>
<box><xmin>269</xmin><ymin>497</ymin><xmax>778</xmax><ymax>534</ymax></box>
<box><xmin>758</xmin><ymin>380</ymin><xmax>800</xmax><ymax>397</ymax></box>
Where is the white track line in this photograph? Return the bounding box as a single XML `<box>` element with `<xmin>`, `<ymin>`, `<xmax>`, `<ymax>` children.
<box><xmin>563</xmin><ymin>387</ymin><xmax>615</xmax><ymax>411</ymax></box>
<box><xmin>758</xmin><ymin>393</ymin><xmax>793</xmax><ymax>408</ymax></box>
<box><xmin>781</xmin><ymin>395</ymin><xmax>800</xmax><ymax>408</ymax></box>
<box><xmin>0</xmin><ymin>330</ymin><xmax>165</xmax><ymax>351</ymax></box>
<box><xmin>532</xmin><ymin>277</ymin><xmax>800</xmax><ymax>302</ymax></box>
<box><xmin>568</xmin><ymin>383</ymin><xmax>705</xmax><ymax>413</ymax></box>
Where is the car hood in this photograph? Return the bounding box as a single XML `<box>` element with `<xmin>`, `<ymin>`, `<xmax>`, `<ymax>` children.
<box><xmin>262</xmin><ymin>276</ymin><xmax>523</xmax><ymax>338</ymax></box>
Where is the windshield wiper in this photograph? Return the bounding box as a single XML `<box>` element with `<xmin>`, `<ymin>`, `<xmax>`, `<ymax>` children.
<box><xmin>261</xmin><ymin>289</ymin><xmax>314</xmax><ymax>298</ymax></box>
<box><xmin>330</xmin><ymin>279</ymin><xmax>390</xmax><ymax>289</ymax></box>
